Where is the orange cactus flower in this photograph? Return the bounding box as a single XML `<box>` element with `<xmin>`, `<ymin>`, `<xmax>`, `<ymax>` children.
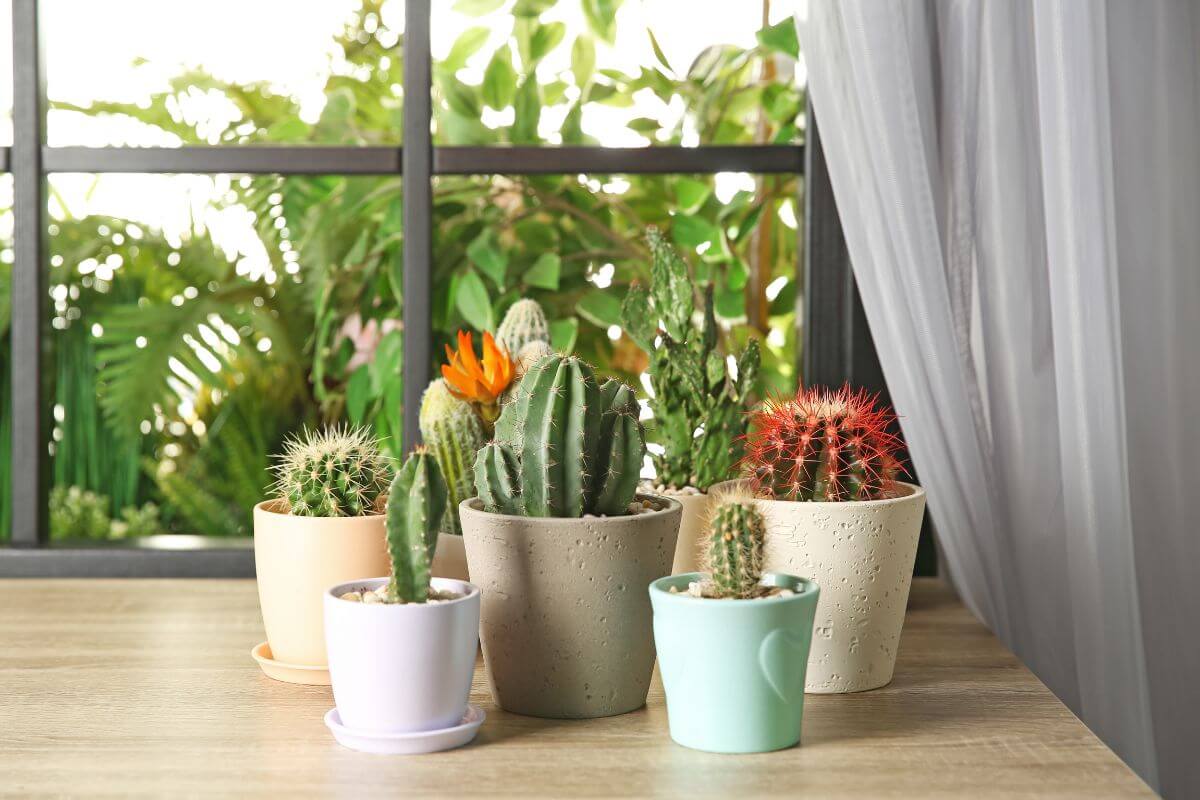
<box><xmin>441</xmin><ymin>331</ymin><xmax>514</xmax><ymax>422</ymax></box>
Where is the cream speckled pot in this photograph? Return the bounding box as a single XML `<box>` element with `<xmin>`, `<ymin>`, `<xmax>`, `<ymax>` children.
<box><xmin>253</xmin><ymin>500</ymin><xmax>389</xmax><ymax>667</ymax></box>
<box><xmin>460</xmin><ymin>495</ymin><xmax>681</xmax><ymax>719</ymax></box>
<box><xmin>665</xmin><ymin>491</ymin><xmax>712</xmax><ymax>575</ymax></box>
<box><xmin>712</xmin><ymin>480</ymin><xmax>926</xmax><ymax>693</ymax></box>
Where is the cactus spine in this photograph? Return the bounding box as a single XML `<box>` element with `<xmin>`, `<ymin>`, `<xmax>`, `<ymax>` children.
<box><xmin>704</xmin><ymin>493</ymin><xmax>766</xmax><ymax>599</ymax></box>
<box><xmin>620</xmin><ymin>227</ymin><xmax>759</xmax><ymax>491</ymax></box>
<box><xmin>419</xmin><ymin>379</ymin><xmax>486</xmax><ymax>534</ymax></box>
<box><xmin>386</xmin><ymin>448</ymin><xmax>448</xmax><ymax>603</ymax></box>
<box><xmin>495</xmin><ymin>298</ymin><xmax>550</xmax><ymax>356</ymax></box>
<box><xmin>273</xmin><ymin>426</ymin><xmax>391</xmax><ymax>517</ymax></box>
<box><xmin>742</xmin><ymin>384</ymin><xmax>903</xmax><ymax>502</ymax></box>
<box><xmin>473</xmin><ymin>354</ymin><xmax>646</xmax><ymax>518</ymax></box>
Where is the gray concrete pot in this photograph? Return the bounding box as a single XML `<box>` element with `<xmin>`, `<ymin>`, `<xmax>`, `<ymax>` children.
<box><xmin>460</xmin><ymin>495</ymin><xmax>681</xmax><ymax>719</ymax></box>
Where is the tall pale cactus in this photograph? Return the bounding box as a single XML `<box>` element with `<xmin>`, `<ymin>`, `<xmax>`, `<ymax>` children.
<box><xmin>273</xmin><ymin>426</ymin><xmax>391</xmax><ymax>517</ymax></box>
<box><xmin>620</xmin><ymin>227</ymin><xmax>759</xmax><ymax>491</ymax></box>
<box><xmin>386</xmin><ymin>448</ymin><xmax>448</xmax><ymax>603</ymax></box>
<box><xmin>419</xmin><ymin>379</ymin><xmax>486</xmax><ymax>534</ymax></box>
<box><xmin>704</xmin><ymin>493</ymin><xmax>765</xmax><ymax>599</ymax></box>
<box><xmin>474</xmin><ymin>354</ymin><xmax>645</xmax><ymax>518</ymax></box>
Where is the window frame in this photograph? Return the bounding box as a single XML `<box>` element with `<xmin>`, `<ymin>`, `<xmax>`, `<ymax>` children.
<box><xmin>2</xmin><ymin>0</ymin><xmax>882</xmax><ymax>576</ymax></box>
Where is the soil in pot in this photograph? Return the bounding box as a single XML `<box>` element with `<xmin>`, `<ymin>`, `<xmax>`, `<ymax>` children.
<box><xmin>650</xmin><ymin>572</ymin><xmax>820</xmax><ymax>753</ymax></box>
<box><xmin>460</xmin><ymin>494</ymin><xmax>682</xmax><ymax>719</ymax></box>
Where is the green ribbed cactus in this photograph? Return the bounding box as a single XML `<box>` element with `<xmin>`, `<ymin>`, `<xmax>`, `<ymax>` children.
<box><xmin>419</xmin><ymin>379</ymin><xmax>486</xmax><ymax>534</ymax></box>
<box><xmin>495</xmin><ymin>298</ymin><xmax>550</xmax><ymax>356</ymax></box>
<box><xmin>474</xmin><ymin>354</ymin><xmax>646</xmax><ymax>518</ymax></box>
<box><xmin>273</xmin><ymin>426</ymin><xmax>391</xmax><ymax>517</ymax></box>
<box><xmin>386</xmin><ymin>448</ymin><xmax>448</xmax><ymax>603</ymax></box>
<box><xmin>704</xmin><ymin>493</ymin><xmax>765</xmax><ymax>599</ymax></box>
<box><xmin>620</xmin><ymin>227</ymin><xmax>760</xmax><ymax>491</ymax></box>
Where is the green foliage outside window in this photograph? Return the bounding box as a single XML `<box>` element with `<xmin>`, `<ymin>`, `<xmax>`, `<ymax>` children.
<box><xmin>0</xmin><ymin>0</ymin><xmax>804</xmax><ymax>540</ymax></box>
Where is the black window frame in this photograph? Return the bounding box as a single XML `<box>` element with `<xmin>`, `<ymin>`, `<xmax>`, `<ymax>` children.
<box><xmin>1</xmin><ymin>0</ymin><xmax>883</xmax><ymax>576</ymax></box>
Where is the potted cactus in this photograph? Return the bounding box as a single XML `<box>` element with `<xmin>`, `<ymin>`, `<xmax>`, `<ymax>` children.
<box><xmin>620</xmin><ymin>228</ymin><xmax>759</xmax><ymax>575</ymax></box>
<box><xmin>717</xmin><ymin>384</ymin><xmax>927</xmax><ymax>694</ymax></box>
<box><xmin>252</xmin><ymin>426</ymin><xmax>392</xmax><ymax>684</ymax></box>
<box><xmin>418</xmin><ymin>300</ymin><xmax>552</xmax><ymax>580</ymax></box>
<box><xmin>650</xmin><ymin>491</ymin><xmax>819</xmax><ymax>753</ymax></box>
<box><xmin>460</xmin><ymin>353</ymin><xmax>682</xmax><ymax>719</ymax></box>
<box><xmin>323</xmin><ymin>448</ymin><xmax>483</xmax><ymax>753</ymax></box>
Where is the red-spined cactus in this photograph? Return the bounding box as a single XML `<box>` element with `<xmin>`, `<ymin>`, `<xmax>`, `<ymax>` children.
<box><xmin>741</xmin><ymin>385</ymin><xmax>903</xmax><ymax>502</ymax></box>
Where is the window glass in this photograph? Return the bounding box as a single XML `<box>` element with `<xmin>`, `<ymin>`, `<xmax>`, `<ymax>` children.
<box><xmin>45</xmin><ymin>173</ymin><xmax>401</xmax><ymax>539</ymax></box>
<box><xmin>431</xmin><ymin>0</ymin><xmax>803</xmax><ymax>146</ymax></box>
<box><xmin>45</xmin><ymin>0</ymin><xmax>403</xmax><ymax>146</ymax></box>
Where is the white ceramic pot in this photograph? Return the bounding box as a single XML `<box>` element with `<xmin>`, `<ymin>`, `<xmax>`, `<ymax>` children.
<box><xmin>714</xmin><ymin>480</ymin><xmax>926</xmax><ymax>693</ymax></box>
<box><xmin>323</xmin><ymin>577</ymin><xmax>480</xmax><ymax>733</ymax></box>
<box><xmin>665</xmin><ymin>491</ymin><xmax>712</xmax><ymax>576</ymax></box>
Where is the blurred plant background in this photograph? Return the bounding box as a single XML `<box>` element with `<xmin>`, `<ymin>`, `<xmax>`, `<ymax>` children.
<box><xmin>0</xmin><ymin>0</ymin><xmax>804</xmax><ymax>541</ymax></box>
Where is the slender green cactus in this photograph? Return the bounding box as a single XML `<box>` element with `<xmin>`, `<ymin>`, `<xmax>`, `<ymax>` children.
<box><xmin>620</xmin><ymin>227</ymin><xmax>759</xmax><ymax>491</ymax></box>
<box><xmin>386</xmin><ymin>448</ymin><xmax>448</xmax><ymax>603</ymax></box>
<box><xmin>495</xmin><ymin>298</ymin><xmax>551</xmax><ymax>356</ymax></box>
<box><xmin>419</xmin><ymin>379</ymin><xmax>486</xmax><ymax>534</ymax></box>
<box><xmin>273</xmin><ymin>426</ymin><xmax>391</xmax><ymax>517</ymax></box>
<box><xmin>474</xmin><ymin>354</ymin><xmax>647</xmax><ymax>517</ymax></box>
<box><xmin>704</xmin><ymin>493</ymin><xmax>765</xmax><ymax>599</ymax></box>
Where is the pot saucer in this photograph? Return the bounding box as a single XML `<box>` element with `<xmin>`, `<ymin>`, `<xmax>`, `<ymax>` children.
<box><xmin>324</xmin><ymin>705</ymin><xmax>485</xmax><ymax>754</ymax></box>
<box><xmin>250</xmin><ymin>641</ymin><xmax>331</xmax><ymax>685</ymax></box>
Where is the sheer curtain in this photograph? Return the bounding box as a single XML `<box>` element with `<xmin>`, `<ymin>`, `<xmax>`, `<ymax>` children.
<box><xmin>796</xmin><ymin>1</ymin><xmax>1200</xmax><ymax>796</ymax></box>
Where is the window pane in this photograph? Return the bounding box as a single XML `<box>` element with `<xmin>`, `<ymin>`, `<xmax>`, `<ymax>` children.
<box><xmin>431</xmin><ymin>1</ymin><xmax>802</xmax><ymax>146</ymax></box>
<box><xmin>0</xmin><ymin>176</ymin><xmax>13</xmax><ymax>541</ymax></box>
<box><xmin>0</xmin><ymin>2</ymin><xmax>11</xmax><ymax>146</ymax></box>
<box><xmin>45</xmin><ymin>0</ymin><xmax>404</xmax><ymax>146</ymax></box>
<box><xmin>432</xmin><ymin>171</ymin><xmax>797</xmax><ymax>393</ymax></box>
<box><xmin>46</xmin><ymin>173</ymin><xmax>402</xmax><ymax>540</ymax></box>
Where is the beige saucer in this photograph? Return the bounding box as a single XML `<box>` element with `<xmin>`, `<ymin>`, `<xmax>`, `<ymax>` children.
<box><xmin>251</xmin><ymin>642</ymin><xmax>331</xmax><ymax>686</ymax></box>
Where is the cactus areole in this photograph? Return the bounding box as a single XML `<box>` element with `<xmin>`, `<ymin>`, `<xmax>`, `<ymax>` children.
<box><xmin>741</xmin><ymin>385</ymin><xmax>903</xmax><ymax>503</ymax></box>
<box><xmin>473</xmin><ymin>353</ymin><xmax>646</xmax><ymax>518</ymax></box>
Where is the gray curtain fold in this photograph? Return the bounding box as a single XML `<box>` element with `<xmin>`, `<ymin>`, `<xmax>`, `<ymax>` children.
<box><xmin>797</xmin><ymin>1</ymin><xmax>1200</xmax><ymax>795</ymax></box>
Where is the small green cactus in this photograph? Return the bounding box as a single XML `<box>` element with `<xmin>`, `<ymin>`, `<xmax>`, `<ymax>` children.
<box><xmin>385</xmin><ymin>448</ymin><xmax>448</xmax><ymax>603</ymax></box>
<box><xmin>273</xmin><ymin>426</ymin><xmax>391</xmax><ymax>517</ymax></box>
<box><xmin>704</xmin><ymin>493</ymin><xmax>765</xmax><ymax>599</ymax></box>
<box><xmin>495</xmin><ymin>298</ymin><xmax>550</xmax><ymax>356</ymax></box>
<box><xmin>620</xmin><ymin>227</ymin><xmax>760</xmax><ymax>491</ymax></box>
<box><xmin>419</xmin><ymin>379</ymin><xmax>487</xmax><ymax>534</ymax></box>
<box><xmin>474</xmin><ymin>354</ymin><xmax>646</xmax><ymax>518</ymax></box>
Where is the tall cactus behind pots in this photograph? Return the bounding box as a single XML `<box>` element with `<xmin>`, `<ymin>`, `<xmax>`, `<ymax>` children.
<box><xmin>419</xmin><ymin>380</ymin><xmax>485</xmax><ymax>535</ymax></box>
<box><xmin>620</xmin><ymin>227</ymin><xmax>760</xmax><ymax>492</ymax></box>
<box><xmin>474</xmin><ymin>354</ymin><xmax>645</xmax><ymax>518</ymax></box>
<box><xmin>495</xmin><ymin>298</ymin><xmax>550</xmax><ymax>356</ymax></box>
<box><xmin>385</xmin><ymin>448</ymin><xmax>448</xmax><ymax>603</ymax></box>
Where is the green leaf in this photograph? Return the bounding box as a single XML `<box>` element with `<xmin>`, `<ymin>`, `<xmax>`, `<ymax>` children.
<box><xmin>442</xmin><ymin>27</ymin><xmax>491</xmax><ymax>72</ymax></box>
<box><xmin>513</xmin><ymin>0</ymin><xmax>554</xmax><ymax>16</ymax></box>
<box><xmin>550</xmin><ymin>317</ymin><xmax>579</xmax><ymax>353</ymax></box>
<box><xmin>371</xmin><ymin>329</ymin><xmax>404</xmax><ymax>394</ymax></box>
<box><xmin>675</xmin><ymin>178</ymin><xmax>711</xmax><ymax>213</ymax></box>
<box><xmin>647</xmin><ymin>29</ymin><xmax>672</xmax><ymax>73</ymax></box>
<box><xmin>575</xmin><ymin>290</ymin><xmax>622</xmax><ymax>328</ymax></box>
<box><xmin>456</xmin><ymin>270</ymin><xmax>495</xmax><ymax>330</ymax></box>
<box><xmin>346</xmin><ymin>365</ymin><xmax>371</xmax><ymax>425</ymax></box>
<box><xmin>482</xmin><ymin>45</ymin><xmax>517</xmax><ymax>109</ymax></box>
<box><xmin>530</xmin><ymin>22</ymin><xmax>566</xmax><ymax>63</ymax></box>
<box><xmin>523</xmin><ymin>253</ymin><xmax>561</xmax><ymax>290</ymax></box>
<box><xmin>571</xmin><ymin>35</ymin><xmax>596</xmax><ymax>87</ymax></box>
<box><xmin>672</xmin><ymin>215</ymin><xmax>720</xmax><ymax>248</ymax></box>
<box><xmin>442</xmin><ymin>78</ymin><xmax>482</xmax><ymax>118</ymax></box>
<box><xmin>757</xmin><ymin>19</ymin><xmax>800</xmax><ymax>59</ymax></box>
<box><xmin>619</xmin><ymin>283</ymin><xmax>655</xmax><ymax>352</ymax></box>
<box><xmin>453</xmin><ymin>0</ymin><xmax>506</xmax><ymax>15</ymax></box>
<box><xmin>582</xmin><ymin>0</ymin><xmax>622</xmax><ymax>45</ymax></box>
<box><xmin>715</xmin><ymin>288</ymin><xmax>743</xmax><ymax>319</ymax></box>
<box><xmin>627</xmin><ymin>117</ymin><xmax>660</xmax><ymax>135</ymax></box>
<box><xmin>512</xmin><ymin>77</ymin><xmax>541</xmax><ymax>143</ymax></box>
<box><xmin>467</xmin><ymin>230</ymin><xmax>508</xmax><ymax>288</ymax></box>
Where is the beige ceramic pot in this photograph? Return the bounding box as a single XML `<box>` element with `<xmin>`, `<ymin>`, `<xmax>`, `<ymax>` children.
<box><xmin>252</xmin><ymin>500</ymin><xmax>389</xmax><ymax>667</ymax></box>
<box><xmin>664</xmin><ymin>490</ymin><xmax>712</xmax><ymax>575</ymax></box>
<box><xmin>460</xmin><ymin>495</ymin><xmax>681</xmax><ymax>719</ymax></box>
<box><xmin>431</xmin><ymin>532</ymin><xmax>470</xmax><ymax>581</ymax></box>
<box><xmin>713</xmin><ymin>480</ymin><xmax>926</xmax><ymax>693</ymax></box>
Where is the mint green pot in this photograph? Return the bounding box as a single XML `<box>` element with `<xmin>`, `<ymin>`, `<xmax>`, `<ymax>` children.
<box><xmin>649</xmin><ymin>572</ymin><xmax>820</xmax><ymax>753</ymax></box>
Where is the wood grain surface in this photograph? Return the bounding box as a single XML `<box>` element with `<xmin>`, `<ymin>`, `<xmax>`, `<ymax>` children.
<box><xmin>0</xmin><ymin>578</ymin><xmax>1152</xmax><ymax>798</ymax></box>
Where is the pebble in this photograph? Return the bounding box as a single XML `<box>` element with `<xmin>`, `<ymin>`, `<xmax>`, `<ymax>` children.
<box><xmin>338</xmin><ymin>587</ymin><xmax>463</xmax><ymax>604</ymax></box>
<box><xmin>340</xmin><ymin>591</ymin><xmax>363</xmax><ymax>603</ymax></box>
<box><xmin>362</xmin><ymin>591</ymin><xmax>382</xmax><ymax>604</ymax></box>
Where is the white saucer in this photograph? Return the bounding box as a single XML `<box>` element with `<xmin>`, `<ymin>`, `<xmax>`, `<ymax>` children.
<box><xmin>324</xmin><ymin>706</ymin><xmax>485</xmax><ymax>754</ymax></box>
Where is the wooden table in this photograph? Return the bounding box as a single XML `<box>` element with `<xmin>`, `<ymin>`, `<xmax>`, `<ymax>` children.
<box><xmin>0</xmin><ymin>578</ymin><xmax>1151</xmax><ymax>798</ymax></box>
